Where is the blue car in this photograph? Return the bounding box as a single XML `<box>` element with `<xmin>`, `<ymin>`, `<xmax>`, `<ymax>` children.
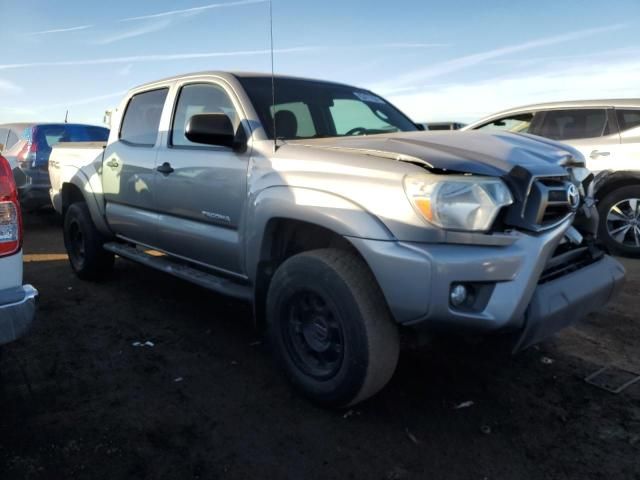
<box><xmin>4</xmin><ymin>123</ymin><xmax>109</xmax><ymax>210</ymax></box>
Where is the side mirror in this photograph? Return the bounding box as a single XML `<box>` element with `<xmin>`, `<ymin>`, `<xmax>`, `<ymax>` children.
<box><xmin>415</xmin><ymin>123</ymin><xmax>426</xmax><ymax>131</ymax></box>
<box><xmin>185</xmin><ymin>113</ymin><xmax>237</xmax><ymax>149</ymax></box>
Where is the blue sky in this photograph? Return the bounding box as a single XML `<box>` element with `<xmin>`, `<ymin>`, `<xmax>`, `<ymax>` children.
<box><xmin>0</xmin><ymin>0</ymin><xmax>638</xmax><ymax>126</ymax></box>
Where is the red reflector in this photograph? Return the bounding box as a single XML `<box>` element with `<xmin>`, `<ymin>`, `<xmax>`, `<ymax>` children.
<box><xmin>0</xmin><ymin>154</ymin><xmax>21</xmax><ymax>257</ymax></box>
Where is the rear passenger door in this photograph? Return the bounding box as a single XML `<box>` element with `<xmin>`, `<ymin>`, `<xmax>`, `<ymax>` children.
<box><xmin>103</xmin><ymin>87</ymin><xmax>169</xmax><ymax>247</ymax></box>
<box><xmin>153</xmin><ymin>80</ymin><xmax>250</xmax><ymax>275</ymax></box>
<box><xmin>614</xmin><ymin>108</ymin><xmax>640</xmax><ymax>172</ymax></box>
<box><xmin>531</xmin><ymin>108</ymin><xmax>620</xmax><ymax>171</ymax></box>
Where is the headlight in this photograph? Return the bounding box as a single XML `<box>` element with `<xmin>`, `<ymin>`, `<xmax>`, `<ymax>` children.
<box><xmin>403</xmin><ymin>174</ymin><xmax>513</xmax><ymax>232</ymax></box>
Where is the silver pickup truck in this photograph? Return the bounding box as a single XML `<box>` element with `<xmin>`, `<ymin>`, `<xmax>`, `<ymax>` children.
<box><xmin>50</xmin><ymin>72</ymin><xmax>624</xmax><ymax>407</ymax></box>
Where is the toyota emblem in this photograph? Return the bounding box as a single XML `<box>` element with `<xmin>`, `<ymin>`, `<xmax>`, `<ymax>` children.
<box><xmin>567</xmin><ymin>184</ymin><xmax>580</xmax><ymax>210</ymax></box>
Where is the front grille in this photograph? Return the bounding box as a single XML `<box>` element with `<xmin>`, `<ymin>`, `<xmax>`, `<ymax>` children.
<box><xmin>538</xmin><ymin>245</ymin><xmax>603</xmax><ymax>284</ymax></box>
<box><xmin>503</xmin><ymin>174</ymin><xmax>578</xmax><ymax>232</ymax></box>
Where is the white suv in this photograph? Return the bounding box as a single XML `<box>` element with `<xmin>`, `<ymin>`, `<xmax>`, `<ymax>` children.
<box><xmin>0</xmin><ymin>154</ymin><xmax>36</xmax><ymax>346</ymax></box>
<box><xmin>464</xmin><ymin>100</ymin><xmax>640</xmax><ymax>257</ymax></box>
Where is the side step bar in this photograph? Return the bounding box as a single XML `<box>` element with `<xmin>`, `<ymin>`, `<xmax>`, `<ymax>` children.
<box><xmin>103</xmin><ymin>242</ymin><xmax>252</xmax><ymax>302</ymax></box>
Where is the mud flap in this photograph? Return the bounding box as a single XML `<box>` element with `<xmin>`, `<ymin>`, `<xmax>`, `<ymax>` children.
<box><xmin>513</xmin><ymin>255</ymin><xmax>625</xmax><ymax>353</ymax></box>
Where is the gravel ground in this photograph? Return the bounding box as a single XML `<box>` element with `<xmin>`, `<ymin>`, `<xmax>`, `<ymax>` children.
<box><xmin>1</xmin><ymin>210</ymin><xmax>639</xmax><ymax>480</ymax></box>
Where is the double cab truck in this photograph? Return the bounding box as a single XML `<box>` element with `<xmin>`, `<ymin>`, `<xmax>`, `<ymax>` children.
<box><xmin>49</xmin><ymin>72</ymin><xmax>624</xmax><ymax>407</ymax></box>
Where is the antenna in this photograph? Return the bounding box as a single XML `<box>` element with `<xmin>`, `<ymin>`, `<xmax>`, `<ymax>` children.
<box><xmin>64</xmin><ymin>110</ymin><xmax>69</xmax><ymax>123</ymax></box>
<box><xmin>269</xmin><ymin>0</ymin><xmax>277</xmax><ymax>152</ymax></box>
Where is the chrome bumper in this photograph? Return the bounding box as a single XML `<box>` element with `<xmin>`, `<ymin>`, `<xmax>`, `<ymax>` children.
<box><xmin>0</xmin><ymin>285</ymin><xmax>38</xmax><ymax>345</ymax></box>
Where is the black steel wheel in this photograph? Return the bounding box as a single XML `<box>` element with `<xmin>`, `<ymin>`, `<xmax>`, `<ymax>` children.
<box><xmin>63</xmin><ymin>202</ymin><xmax>114</xmax><ymax>280</ymax></box>
<box><xmin>267</xmin><ymin>248</ymin><xmax>399</xmax><ymax>407</ymax></box>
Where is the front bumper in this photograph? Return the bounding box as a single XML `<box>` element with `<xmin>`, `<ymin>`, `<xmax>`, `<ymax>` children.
<box><xmin>348</xmin><ymin>217</ymin><xmax>625</xmax><ymax>351</ymax></box>
<box><xmin>514</xmin><ymin>254</ymin><xmax>624</xmax><ymax>352</ymax></box>
<box><xmin>0</xmin><ymin>285</ymin><xmax>38</xmax><ymax>345</ymax></box>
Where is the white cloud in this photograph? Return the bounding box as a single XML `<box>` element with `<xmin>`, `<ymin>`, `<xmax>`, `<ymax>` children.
<box><xmin>39</xmin><ymin>91</ymin><xmax>127</xmax><ymax>110</ymax></box>
<box><xmin>387</xmin><ymin>58</ymin><xmax>640</xmax><ymax>123</ymax></box>
<box><xmin>374</xmin><ymin>43</ymin><xmax>450</xmax><ymax>49</ymax></box>
<box><xmin>0</xmin><ymin>46</ymin><xmax>322</xmax><ymax>70</ymax></box>
<box><xmin>117</xmin><ymin>64</ymin><xmax>133</xmax><ymax>76</ymax></box>
<box><xmin>0</xmin><ymin>78</ymin><xmax>21</xmax><ymax>93</ymax></box>
<box><xmin>372</xmin><ymin>23</ymin><xmax>628</xmax><ymax>93</ymax></box>
<box><xmin>120</xmin><ymin>0</ymin><xmax>267</xmax><ymax>22</ymax></box>
<box><xmin>95</xmin><ymin>19</ymin><xmax>172</xmax><ymax>45</ymax></box>
<box><xmin>28</xmin><ymin>24</ymin><xmax>93</xmax><ymax>35</ymax></box>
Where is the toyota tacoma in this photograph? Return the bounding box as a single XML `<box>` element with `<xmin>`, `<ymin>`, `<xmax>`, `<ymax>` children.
<box><xmin>51</xmin><ymin>72</ymin><xmax>624</xmax><ymax>406</ymax></box>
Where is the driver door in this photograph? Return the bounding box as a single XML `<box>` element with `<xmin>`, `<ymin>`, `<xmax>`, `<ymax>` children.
<box><xmin>153</xmin><ymin>81</ymin><xmax>251</xmax><ymax>275</ymax></box>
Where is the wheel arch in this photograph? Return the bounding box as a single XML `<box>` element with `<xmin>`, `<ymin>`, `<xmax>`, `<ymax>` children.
<box><xmin>61</xmin><ymin>173</ymin><xmax>112</xmax><ymax>237</ymax></box>
<box><xmin>594</xmin><ymin>171</ymin><xmax>640</xmax><ymax>202</ymax></box>
<box><xmin>247</xmin><ymin>187</ymin><xmax>395</xmax><ymax>329</ymax></box>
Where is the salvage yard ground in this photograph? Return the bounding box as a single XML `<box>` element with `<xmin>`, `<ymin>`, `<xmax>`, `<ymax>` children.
<box><xmin>1</xmin><ymin>211</ymin><xmax>639</xmax><ymax>480</ymax></box>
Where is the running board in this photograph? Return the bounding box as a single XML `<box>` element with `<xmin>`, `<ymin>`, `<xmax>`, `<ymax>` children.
<box><xmin>103</xmin><ymin>242</ymin><xmax>252</xmax><ymax>302</ymax></box>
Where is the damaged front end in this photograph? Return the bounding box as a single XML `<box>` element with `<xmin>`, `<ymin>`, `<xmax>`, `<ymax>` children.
<box><xmin>510</xmin><ymin>166</ymin><xmax>625</xmax><ymax>352</ymax></box>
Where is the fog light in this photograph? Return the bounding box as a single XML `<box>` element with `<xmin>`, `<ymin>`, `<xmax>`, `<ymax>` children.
<box><xmin>450</xmin><ymin>284</ymin><xmax>468</xmax><ymax>307</ymax></box>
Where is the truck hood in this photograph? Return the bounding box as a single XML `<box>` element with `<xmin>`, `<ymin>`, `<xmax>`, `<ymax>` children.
<box><xmin>287</xmin><ymin>130</ymin><xmax>583</xmax><ymax>178</ymax></box>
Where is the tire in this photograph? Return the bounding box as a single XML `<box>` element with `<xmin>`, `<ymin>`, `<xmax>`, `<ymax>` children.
<box><xmin>266</xmin><ymin>248</ymin><xmax>400</xmax><ymax>407</ymax></box>
<box><xmin>63</xmin><ymin>202</ymin><xmax>114</xmax><ymax>280</ymax></box>
<box><xmin>598</xmin><ymin>185</ymin><xmax>640</xmax><ymax>258</ymax></box>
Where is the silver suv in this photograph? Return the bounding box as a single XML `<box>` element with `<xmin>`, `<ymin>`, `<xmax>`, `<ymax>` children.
<box><xmin>464</xmin><ymin>100</ymin><xmax>640</xmax><ymax>256</ymax></box>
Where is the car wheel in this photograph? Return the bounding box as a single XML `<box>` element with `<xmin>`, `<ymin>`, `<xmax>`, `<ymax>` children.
<box><xmin>266</xmin><ymin>248</ymin><xmax>400</xmax><ymax>407</ymax></box>
<box><xmin>598</xmin><ymin>185</ymin><xmax>640</xmax><ymax>258</ymax></box>
<box><xmin>63</xmin><ymin>202</ymin><xmax>114</xmax><ymax>280</ymax></box>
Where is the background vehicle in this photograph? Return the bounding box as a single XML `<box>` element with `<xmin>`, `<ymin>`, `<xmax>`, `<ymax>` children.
<box><xmin>419</xmin><ymin>121</ymin><xmax>466</xmax><ymax>131</ymax></box>
<box><xmin>3</xmin><ymin>123</ymin><xmax>109</xmax><ymax>211</ymax></box>
<box><xmin>0</xmin><ymin>123</ymin><xmax>33</xmax><ymax>158</ymax></box>
<box><xmin>0</xmin><ymin>154</ymin><xmax>37</xmax><ymax>346</ymax></box>
<box><xmin>464</xmin><ymin>100</ymin><xmax>640</xmax><ymax>256</ymax></box>
<box><xmin>53</xmin><ymin>72</ymin><xmax>623</xmax><ymax>407</ymax></box>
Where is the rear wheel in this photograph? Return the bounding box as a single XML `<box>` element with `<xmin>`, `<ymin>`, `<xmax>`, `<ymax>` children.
<box><xmin>598</xmin><ymin>185</ymin><xmax>640</xmax><ymax>257</ymax></box>
<box><xmin>266</xmin><ymin>248</ymin><xmax>400</xmax><ymax>407</ymax></box>
<box><xmin>63</xmin><ymin>202</ymin><xmax>114</xmax><ymax>280</ymax></box>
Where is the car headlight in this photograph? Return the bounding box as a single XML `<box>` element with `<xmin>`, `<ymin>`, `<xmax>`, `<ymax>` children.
<box><xmin>403</xmin><ymin>174</ymin><xmax>513</xmax><ymax>232</ymax></box>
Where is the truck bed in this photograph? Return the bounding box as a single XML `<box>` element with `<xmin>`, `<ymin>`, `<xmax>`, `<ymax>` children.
<box><xmin>49</xmin><ymin>141</ymin><xmax>106</xmax><ymax>213</ymax></box>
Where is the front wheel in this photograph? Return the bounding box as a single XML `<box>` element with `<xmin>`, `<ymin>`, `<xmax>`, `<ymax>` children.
<box><xmin>598</xmin><ymin>185</ymin><xmax>640</xmax><ymax>258</ymax></box>
<box><xmin>63</xmin><ymin>202</ymin><xmax>114</xmax><ymax>280</ymax></box>
<box><xmin>266</xmin><ymin>248</ymin><xmax>400</xmax><ymax>407</ymax></box>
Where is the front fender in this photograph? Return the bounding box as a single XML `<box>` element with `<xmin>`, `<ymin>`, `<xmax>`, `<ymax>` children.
<box><xmin>244</xmin><ymin>186</ymin><xmax>394</xmax><ymax>281</ymax></box>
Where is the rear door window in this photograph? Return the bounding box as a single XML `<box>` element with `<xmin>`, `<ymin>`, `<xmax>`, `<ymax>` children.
<box><xmin>120</xmin><ymin>88</ymin><xmax>169</xmax><ymax>146</ymax></box>
<box><xmin>535</xmin><ymin>109</ymin><xmax>608</xmax><ymax>140</ymax></box>
<box><xmin>475</xmin><ymin>113</ymin><xmax>534</xmax><ymax>133</ymax></box>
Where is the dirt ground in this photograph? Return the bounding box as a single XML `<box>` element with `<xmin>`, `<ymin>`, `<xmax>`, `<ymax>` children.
<box><xmin>1</xmin><ymin>210</ymin><xmax>639</xmax><ymax>480</ymax></box>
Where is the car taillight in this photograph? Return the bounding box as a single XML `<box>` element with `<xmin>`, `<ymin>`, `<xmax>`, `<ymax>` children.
<box><xmin>0</xmin><ymin>154</ymin><xmax>21</xmax><ymax>257</ymax></box>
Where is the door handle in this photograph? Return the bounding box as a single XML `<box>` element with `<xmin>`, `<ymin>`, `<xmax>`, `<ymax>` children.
<box><xmin>106</xmin><ymin>159</ymin><xmax>119</xmax><ymax>169</ymax></box>
<box><xmin>156</xmin><ymin>162</ymin><xmax>174</xmax><ymax>175</ymax></box>
<box><xmin>590</xmin><ymin>150</ymin><xmax>610</xmax><ymax>159</ymax></box>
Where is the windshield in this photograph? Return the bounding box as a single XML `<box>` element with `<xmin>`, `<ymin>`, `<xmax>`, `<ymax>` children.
<box><xmin>238</xmin><ymin>77</ymin><xmax>418</xmax><ymax>140</ymax></box>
